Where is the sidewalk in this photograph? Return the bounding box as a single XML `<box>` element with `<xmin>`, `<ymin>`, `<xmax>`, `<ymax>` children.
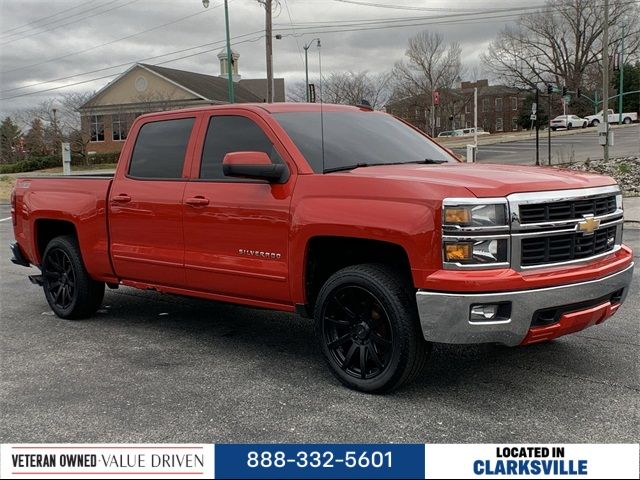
<box><xmin>624</xmin><ymin>196</ymin><xmax>640</xmax><ymax>229</ymax></box>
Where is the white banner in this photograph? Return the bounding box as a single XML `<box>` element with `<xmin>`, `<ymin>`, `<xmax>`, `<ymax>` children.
<box><xmin>0</xmin><ymin>444</ymin><xmax>214</xmax><ymax>479</ymax></box>
<box><xmin>424</xmin><ymin>444</ymin><xmax>639</xmax><ymax>479</ymax></box>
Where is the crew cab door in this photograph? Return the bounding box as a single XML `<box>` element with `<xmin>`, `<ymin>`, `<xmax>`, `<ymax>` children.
<box><xmin>182</xmin><ymin>110</ymin><xmax>295</xmax><ymax>305</ymax></box>
<box><xmin>108</xmin><ymin>114</ymin><xmax>197</xmax><ymax>287</ymax></box>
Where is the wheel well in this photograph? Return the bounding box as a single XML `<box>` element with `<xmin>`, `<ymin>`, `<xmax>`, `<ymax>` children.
<box><xmin>35</xmin><ymin>219</ymin><xmax>77</xmax><ymax>262</ymax></box>
<box><xmin>304</xmin><ymin>236</ymin><xmax>413</xmax><ymax>312</ymax></box>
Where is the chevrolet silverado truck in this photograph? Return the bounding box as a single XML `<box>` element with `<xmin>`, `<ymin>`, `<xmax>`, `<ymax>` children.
<box><xmin>10</xmin><ymin>104</ymin><xmax>634</xmax><ymax>393</ymax></box>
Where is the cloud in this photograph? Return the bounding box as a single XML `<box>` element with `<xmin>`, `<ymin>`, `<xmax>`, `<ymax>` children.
<box><xmin>0</xmin><ymin>0</ymin><xmax>531</xmax><ymax>117</ymax></box>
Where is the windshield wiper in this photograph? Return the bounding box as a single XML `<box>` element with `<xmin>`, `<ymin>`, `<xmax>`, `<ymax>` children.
<box><xmin>323</xmin><ymin>159</ymin><xmax>448</xmax><ymax>173</ymax></box>
<box><xmin>323</xmin><ymin>162</ymin><xmax>370</xmax><ymax>173</ymax></box>
<box><xmin>405</xmin><ymin>158</ymin><xmax>449</xmax><ymax>165</ymax></box>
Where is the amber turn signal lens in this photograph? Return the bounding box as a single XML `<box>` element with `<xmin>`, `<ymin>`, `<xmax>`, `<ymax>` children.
<box><xmin>444</xmin><ymin>207</ymin><xmax>471</xmax><ymax>224</ymax></box>
<box><xmin>445</xmin><ymin>243</ymin><xmax>472</xmax><ymax>261</ymax></box>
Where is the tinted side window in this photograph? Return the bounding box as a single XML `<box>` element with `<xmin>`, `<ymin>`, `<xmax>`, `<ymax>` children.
<box><xmin>129</xmin><ymin>118</ymin><xmax>194</xmax><ymax>179</ymax></box>
<box><xmin>200</xmin><ymin>116</ymin><xmax>281</xmax><ymax>180</ymax></box>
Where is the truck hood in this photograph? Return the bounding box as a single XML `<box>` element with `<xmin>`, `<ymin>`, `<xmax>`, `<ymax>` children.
<box><xmin>344</xmin><ymin>163</ymin><xmax>617</xmax><ymax>197</ymax></box>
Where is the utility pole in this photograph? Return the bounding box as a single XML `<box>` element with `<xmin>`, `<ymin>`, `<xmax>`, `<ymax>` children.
<box><xmin>264</xmin><ymin>0</ymin><xmax>273</xmax><ymax>103</ymax></box>
<box><xmin>618</xmin><ymin>21</ymin><xmax>625</xmax><ymax>124</ymax></box>
<box><xmin>603</xmin><ymin>0</ymin><xmax>610</xmax><ymax>161</ymax></box>
<box><xmin>548</xmin><ymin>91</ymin><xmax>552</xmax><ymax>165</ymax></box>
<box><xmin>535</xmin><ymin>87</ymin><xmax>540</xmax><ymax>166</ymax></box>
<box><xmin>473</xmin><ymin>87</ymin><xmax>478</xmax><ymax>148</ymax></box>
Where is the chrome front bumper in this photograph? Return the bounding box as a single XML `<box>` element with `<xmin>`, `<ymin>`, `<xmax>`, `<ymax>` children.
<box><xmin>416</xmin><ymin>263</ymin><xmax>634</xmax><ymax>346</ymax></box>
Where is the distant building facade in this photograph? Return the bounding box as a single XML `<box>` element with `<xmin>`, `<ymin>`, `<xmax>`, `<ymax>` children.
<box><xmin>79</xmin><ymin>51</ymin><xmax>285</xmax><ymax>154</ymax></box>
<box><xmin>386</xmin><ymin>79</ymin><xmax>528</xmax><ymax>136</ymax></box>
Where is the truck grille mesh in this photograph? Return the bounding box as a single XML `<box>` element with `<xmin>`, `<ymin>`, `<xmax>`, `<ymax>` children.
<box><xmin>519</xmin><ymin>196</ymin><xmax>617</xmax><ymax>224</ymax></box>
<box><xmin>520</xmin><ymin>225</ymin><xmax>617</xmax><ymax>266</ymax></box>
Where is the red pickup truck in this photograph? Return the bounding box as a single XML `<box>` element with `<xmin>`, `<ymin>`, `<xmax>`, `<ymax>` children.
<box><xmin>10</xmin><ymin>103</ymin><xmax>634</xmax><ymax>392</ymax></box>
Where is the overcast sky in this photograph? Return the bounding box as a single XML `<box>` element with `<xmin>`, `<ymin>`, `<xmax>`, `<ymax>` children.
<box><xmin>0</xmin><ymin>0</ymin><xmax>535</xmax><ymax>118</ymax></box>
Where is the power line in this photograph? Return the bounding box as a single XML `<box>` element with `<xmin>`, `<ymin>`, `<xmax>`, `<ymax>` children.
<box><xmin>3</xmin><ymin>0</ymin><xmax>638</xmax><ymax>101</ymax></box>
<box><xmin>0</xmin><ymin>0</ymin><xmax>96</xmax><ymax>37</ymax></box>
<box><xmin>282</xmin><ymin>0</ymin><xmax>306</xmax><ymax>69</ymax></box>
<box><xmin>1</xmin><ymin>2</ymin><xmax>223</xmax><ymax>75</ymax></box>
<box><xmin>0</xmin><ymin>30</ymin><xmax>265</xmax><ymax>100</ymax></box>
<box><xmin>0</xmin><ymin>0</ymin><xmax>141</xmax><ymax>46</ymax></box>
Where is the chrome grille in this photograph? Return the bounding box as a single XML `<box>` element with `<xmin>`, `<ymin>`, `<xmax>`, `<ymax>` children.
<box><xmin>519</xmin><ymin>196</ymin><xmax>617</xmax><ymax>223</ymax></box>
<box><xmin>520</xmin><ymin>225</ymin><xmax>617</xmax><ymax>266</ymax></box>
<box><xmin>508</xmin><ymin>186</ymin><xmax>623</xmax><ymax>270</ymax></box>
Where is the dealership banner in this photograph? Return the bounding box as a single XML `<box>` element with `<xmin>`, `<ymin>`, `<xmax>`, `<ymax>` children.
<box><xmin>1</xmin><ymin>443</ymin><xmax>637</xmax><ymax>479</ymax></box>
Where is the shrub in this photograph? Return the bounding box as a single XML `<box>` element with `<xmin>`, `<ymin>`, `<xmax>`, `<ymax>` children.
<box><xmin>0</xmin><ymin>156</ymin><xmax>62</xmax><ymax>174</ymax></box>
<box><xmin>86</xmin><ymin>152</ymin><xmax>120</xmax><ymax>165</ymax></box>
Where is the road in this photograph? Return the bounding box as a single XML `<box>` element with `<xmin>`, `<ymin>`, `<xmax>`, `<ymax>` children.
<box><xmin>0</xmin><ymin>204</ymin><xmax>638</xmax><ymax>444</ymax></box>
<box><xmin>451</xmin><ymin>124</ymin><xmax>639</xmax><ymax>164</ymax></box>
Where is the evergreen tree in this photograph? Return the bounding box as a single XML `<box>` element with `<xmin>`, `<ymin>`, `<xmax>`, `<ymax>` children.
<box><xmin>0</xmin><ymin>116</ymin><xmax>23</xmax><ymax>164</ymax></box>
<box><xmin>24</xmin><ymin>118</ymin><xmax>48</xmax><ymax>157</ymax></box>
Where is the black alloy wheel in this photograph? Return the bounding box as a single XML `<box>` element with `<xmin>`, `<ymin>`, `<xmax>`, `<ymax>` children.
<box><xmin>322</xmin><ymin>285</ymin><xmax>393</xmax><ymax>380</ymax></box>
<box><xmin>42</xmin><ymin>235</ymin><xmax>105</xmax><ymax>319</ymax></box>
<box><xmin>44</xmin><ymin>248</ymin><xmax>76</xmax><ymax>311</ymax></box>
<box><xmin>314</xmin><ymin>264</ymin><xmax>430</xmax><ymax>393</ymax></box>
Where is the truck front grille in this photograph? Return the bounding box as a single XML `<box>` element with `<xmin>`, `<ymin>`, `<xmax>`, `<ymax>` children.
<box><xmin>519</xmin><ymin>195</ymin><xmax>617</xmax><ymax>223</ymax></box>
<box><xmin>520</xmin><ymin>226</ymin><xmax>617</xmax><ymax>266</ymax></box>
<box><xmin>509</xmin><ymin>187</ymin><xmax>623</xmax><ymax>270</ymax></box>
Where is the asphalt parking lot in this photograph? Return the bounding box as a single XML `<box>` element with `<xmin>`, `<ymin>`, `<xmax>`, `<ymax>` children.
<box><xmin>0</xmin><ymin>203</ymin><xmax>638</xmax><ymax>444</ymax></box>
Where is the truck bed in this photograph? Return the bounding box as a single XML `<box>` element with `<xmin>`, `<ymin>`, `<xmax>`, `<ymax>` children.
<box><xmin>13</xmin><ymin>175</ymin><xmax>116</xmax><ymax>281</ymax></box>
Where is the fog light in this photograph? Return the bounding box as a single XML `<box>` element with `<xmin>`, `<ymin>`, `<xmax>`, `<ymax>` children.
<box><xmin>470</xmin><ymin>304</ymin><xmax>499</xmax><ymax>321</ymax></box>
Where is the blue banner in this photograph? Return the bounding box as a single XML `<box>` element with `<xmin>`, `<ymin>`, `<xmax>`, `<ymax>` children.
<box><xmin>214</xmin><ymin>443</ymin><xmax>425</xmax><ymax>479</ymax></box>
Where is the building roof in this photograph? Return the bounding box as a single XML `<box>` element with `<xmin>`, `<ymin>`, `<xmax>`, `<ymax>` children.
<box><xmin>238</xmin><ymin>78</ymin><xmax>286</xmax><ymax>102</ymax></box>
<box><xmin>139</xmin><ymin>63</ymin><xmax>263</xmax><ymax>103</ymax></box>
<box><xmin>81</xmin><ymin>63</ymin><xmax>264</xmax><ymax>110</ymax></box>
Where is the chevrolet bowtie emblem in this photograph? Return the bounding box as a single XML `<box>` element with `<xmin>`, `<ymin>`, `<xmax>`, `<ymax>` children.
<box><xmin>577</xmin><ymin>215</ymin><xmax>601</xmax><ymax>235</ymax></box>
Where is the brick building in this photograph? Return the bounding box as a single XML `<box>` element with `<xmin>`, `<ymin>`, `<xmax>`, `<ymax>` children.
<box><xmin>385</xmin><ymin>79</ymin><xmax>528</xmax><ymax>136</ymax></box>
<box><xmin>79</xmin><ymin>51</ymin><xmax>285</xmax><ymax>154</ymax></box>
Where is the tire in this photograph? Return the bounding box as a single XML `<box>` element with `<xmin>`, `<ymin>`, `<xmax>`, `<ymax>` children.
<box><xmin>623</xmin><ymin>117</ymin><xmax>632</xmax><ymax>124</ymax></box>
<box><xmin>582</xmin><ymin>122</ymin><xmax>587</xmax><ymax>128</ymax></box>
<box><xmin>314</xmin><ymin>264</ymin><xmax>431</xmax><ymax>393</ymax></box>
<box><xmin>567</xmin><ymin>123</ymin><xmax>572</xmax><ymax>130</ymax></box>
<box><xmin>42</xmin><ymin>235</ymin><xmax>105</xmax><ymax>319</ymax></box>
<box><xmin>551</xmin><ymin>127</ymin><xmax>557</xmax><ymax>131</ymax></box>
<box><xmin>591</xmin><ymin>119</ymin><xmax>600</xmax><ymax>127</ymax></box>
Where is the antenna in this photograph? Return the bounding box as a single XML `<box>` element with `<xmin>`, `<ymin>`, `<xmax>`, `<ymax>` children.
<box><xmin>318</xmin><ymin>39</ymin><xmax>325</xmax><ymax>173</ymax></box>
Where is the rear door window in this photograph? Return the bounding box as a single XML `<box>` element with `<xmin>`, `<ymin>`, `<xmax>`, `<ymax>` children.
<box><xmin>128</xmin><ymin>118</ymin><xmax>195</xmax><ymax>179</ymax></box>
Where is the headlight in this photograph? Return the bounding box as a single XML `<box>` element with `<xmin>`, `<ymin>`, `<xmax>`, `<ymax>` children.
<box><xmin>443</xmin><ymin>203</ymin><xmax>507</xmax><ymax>228</ymax></box>
<box><xmin>442</xmin><ymin>198</ymin><xmax>511</xmax><ymax>269</ymax></box>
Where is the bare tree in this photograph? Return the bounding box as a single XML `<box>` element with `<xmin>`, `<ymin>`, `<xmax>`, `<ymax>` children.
<box><xmin>481</xmin><ymin>0</ymin><xmax>640</xmax><ymax>90</ymax></box>
<box><xmin>287</xmin><ymin>71</ymin><xmax>392</xmax><ymax>109</ymax></box>
<box><xmin>392</xmin><ymin>31</ymin><xmax>463</xmax><ymax>99</ymax></box>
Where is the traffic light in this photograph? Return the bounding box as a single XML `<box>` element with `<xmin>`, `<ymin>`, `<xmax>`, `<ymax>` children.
<box><xmin>577</xmin><ymin>88</ymin><xmax>582</xmax><ymax>98</ymax></box>
<box><xmin>547</xmin><ymin>84</ymin><xmax>553</xmax><ymax>94</ymax></box>
<box><xmin>562</xmin><ymin>86</ymin><xmax>567</xmax><ymax>96</ymax></box>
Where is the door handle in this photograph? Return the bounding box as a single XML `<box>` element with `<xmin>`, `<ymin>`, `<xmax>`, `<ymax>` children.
<box><xmin>185</xmin><ymin>196</ymin><xmax>210</xmax><ymax>207</ymax></box>
<box><xmin>111</xmin><ymin>194</ymin><xmax>131</xmax><ymax>204</ymax></box>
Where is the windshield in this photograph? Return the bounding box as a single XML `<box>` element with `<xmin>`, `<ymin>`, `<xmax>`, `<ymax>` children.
<box><xmin>273</xmin><ymin>111</ymin><xmax>455</xmax><ymax>173</ymax></box>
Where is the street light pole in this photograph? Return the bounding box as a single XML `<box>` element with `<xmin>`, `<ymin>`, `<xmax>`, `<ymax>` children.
<box><xmin>203</xmin><ymin>0</ymin><xmax>234</xmax><ymax>103</ymax></box>
<box><xmin>223</xmin><ymin>0</ymin><xmax>234</xmax><ymax>103</ymax></box>
<box><xmin>303</xmin><ymin>38</ymin><xmax>320</xmax><ymax>102</ymax></box>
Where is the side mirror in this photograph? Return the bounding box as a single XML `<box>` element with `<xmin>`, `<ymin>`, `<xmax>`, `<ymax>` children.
<box><xmin>222</xmin><ymin>151</ymin><xmax>289</xmax><ymax>183</ymax></box>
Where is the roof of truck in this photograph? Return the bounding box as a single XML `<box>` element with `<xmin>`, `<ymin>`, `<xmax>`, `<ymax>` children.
<box><xmin>135</xmin><ymin>103</ymin><xmax>376</xmax><ymax>120</ymax></box>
